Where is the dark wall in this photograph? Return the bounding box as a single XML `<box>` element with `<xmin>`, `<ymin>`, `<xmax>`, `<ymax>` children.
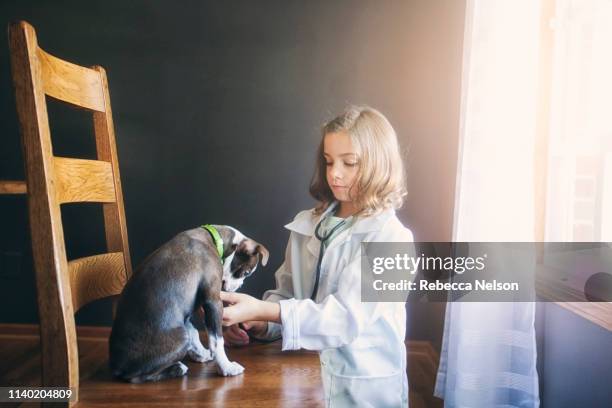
<box><xmin>0</xmin><ymin>0</ymin><xmax>466</xmax><ymax>343</ymax></box>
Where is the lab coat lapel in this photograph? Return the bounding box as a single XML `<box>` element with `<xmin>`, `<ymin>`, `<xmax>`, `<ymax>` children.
<box><xmin>324</xmin><ymin>208</ymin><xmax>396</xmax><ymax>254</ymax></box>
<box><xmin>284</xmin><ymin>202</ymin><xmax>340</xmax><ymax>257</ymax></box>
<box><xmin>306</xmin><ymin>235</ymin><xmax>320</xmax><ymax>257</ymax></box>
<box><xmin>321</xmin><ymin>227</ymin><xmax>352</xmax><ymax>254</ymax></box>
<box><xmin>285</xmin><ymin>204</ymin><xmax>395</xmax><ymax>257</ymax></box>
<box><xmin>350</xmin><ymin>208</ymin><xmax>395</xmax><ymax>234</ymax></box>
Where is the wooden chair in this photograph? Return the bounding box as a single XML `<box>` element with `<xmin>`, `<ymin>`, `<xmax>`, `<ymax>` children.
<box><xmin>6</xmin><ymin>20</ymin><xmax>132</xmax><ymax>405</ymax></box>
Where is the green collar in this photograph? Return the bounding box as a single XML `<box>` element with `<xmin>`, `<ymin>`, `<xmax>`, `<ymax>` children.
<box><xmin>201</xmin><ymin>224</ymin><xmax>224</xmax><ymax>260</ymax></box>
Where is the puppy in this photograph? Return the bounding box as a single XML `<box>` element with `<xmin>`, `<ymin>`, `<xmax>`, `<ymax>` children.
<box><xmin>109</xmin><ymin>225</ymin><xmax>269</xmax><ymax>383</ymax></box>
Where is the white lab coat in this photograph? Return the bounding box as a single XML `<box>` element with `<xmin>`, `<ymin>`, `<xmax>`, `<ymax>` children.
<box><xmin>261</xmin><ymin>203</ymin><xmax>415</xmax><ymax>407</ymax></box>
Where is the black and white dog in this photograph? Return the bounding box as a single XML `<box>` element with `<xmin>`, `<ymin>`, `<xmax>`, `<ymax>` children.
<box><xmin>109</xmin><ymin>225</ymin><xmax>268</xmax><ymax>383</ymax></box>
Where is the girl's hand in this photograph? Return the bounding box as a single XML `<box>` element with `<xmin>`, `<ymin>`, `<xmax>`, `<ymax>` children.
<box><xmin>220</xmin><ymin>292</ymin><xmax>261</xmax><ymax>326</ymax></box>
<box><xmin>220</xmin><ymin>291</ymin><xmax>281</xmax><ymax>326</ymax></box>
<box><xmin>222</xmin><ymin>321</ymin><xmax>268</xmax><ymax>347</ymax></box>
<box><xmin>241</xmin><ymin>320</ymin><xmax>268</xmax><ymax>339</ymax></box>
<box><xmin>222</xmin><ymin>324</ymin><xmax>249</xmax><ymax>347</ymax></box>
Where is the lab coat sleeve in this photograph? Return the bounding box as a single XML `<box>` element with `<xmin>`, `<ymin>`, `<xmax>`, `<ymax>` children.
<box><xmin>258</xmin><ymin>238</ymin><xmax>295</xmax><ymax>341</ymax></box>
<box><xmin>278</xmin><ymin>246</ymin><xmax>377</xmax><ymax>351</ymax></box>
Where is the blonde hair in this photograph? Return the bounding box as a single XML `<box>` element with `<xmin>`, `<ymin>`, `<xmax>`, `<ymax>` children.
<box><xmin>309</xmin><ymin>105</ymin><xmax>407</xmax><ymax>216</ymax></box>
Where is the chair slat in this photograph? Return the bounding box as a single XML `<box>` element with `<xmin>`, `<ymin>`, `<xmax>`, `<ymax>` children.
<box><xmin>0</xmin><ymin>180</ymin><xmax>27</xmax><ymax>194</ymax></box>
<box><xmin>68</xmin><ymin>252</ymin><xmax>127</xmax><ymax>312</ymax></box>
<box><xmin>54</xmin><ymin>157</ymin><xmax>116</xmax><ymax>204</ymax></box>
<box><xmin>38</xmin><ymin>48</ymin><xmax>106</xmax><ymax>112</ymax></box>
<box><xmin>93</xmin><ymin>66</ymin><xmax>133</xmax><ymax>278</ymax></box>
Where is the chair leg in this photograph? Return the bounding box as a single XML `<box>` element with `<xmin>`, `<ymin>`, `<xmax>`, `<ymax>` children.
<box><xmin>38</xmin><ymin>312</ymin><xmax>80</xmax><ymax>407</ymax></box>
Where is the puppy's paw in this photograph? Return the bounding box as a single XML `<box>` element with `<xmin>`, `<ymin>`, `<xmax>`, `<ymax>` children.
<box><xmin>216</xmin><ymin>361</ymin><xmax>244</xmax><ymax>377</ymax></box>
<box><xmin>188</xmin><ymin>348</ymin><xmax>213</xmax><ymax>363</ymax></box>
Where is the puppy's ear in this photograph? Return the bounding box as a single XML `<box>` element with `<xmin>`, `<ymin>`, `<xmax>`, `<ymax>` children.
<box><xmin>237</xmin><ymin>238</ymin><xmax>269</xmax><ymax>266</ymax></box>
<box><xmin>255</xmin><ymin>244</ymin><xmax>269</xmax><ymax>266</ymax></box>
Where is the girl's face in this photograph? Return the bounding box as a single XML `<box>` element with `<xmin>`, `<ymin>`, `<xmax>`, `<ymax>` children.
<box><xmin>323</xmin><ymin>131</ymin><xmax>360</xmax><ymax>203</ymax></box>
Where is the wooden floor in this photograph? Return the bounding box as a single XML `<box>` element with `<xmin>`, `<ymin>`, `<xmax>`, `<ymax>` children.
<box><xmin>0</xmin><ymin>324</ymin><xmax>442</xmax><ymax>407</ymax></box>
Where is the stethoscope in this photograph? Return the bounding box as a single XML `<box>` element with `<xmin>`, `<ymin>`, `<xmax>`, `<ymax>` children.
<box><xmin>243</xmin><ymin>210</ymin><xmax>348</xmax><ymax>343</ymax></box>
<box><xmin>310</xmin><ymin>211</ymin><xmax>349</xmax><ymax>300</ymax></box>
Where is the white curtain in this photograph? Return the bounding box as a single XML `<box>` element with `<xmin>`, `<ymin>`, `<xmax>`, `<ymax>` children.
<box><xmin>544</xmin><ymin>0</ymin><xmax>612</xmax><ymax>242</ymax></box>
<box><xmin>434</xmin><ymin>0</ymin><xmax>541</xmax><ymax>406</ymax></box>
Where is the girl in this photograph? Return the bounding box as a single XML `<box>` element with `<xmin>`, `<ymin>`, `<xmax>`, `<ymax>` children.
<box><xmin>220</xmin><ymin>106</ymin><xmax>414</xmax><ymax>407</ymax></box>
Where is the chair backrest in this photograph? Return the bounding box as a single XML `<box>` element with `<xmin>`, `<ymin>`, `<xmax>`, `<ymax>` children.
<box><xmin>8</xmin><ymin>20</ymin><xmax>132</xmax><ymax>399</ymax></box>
